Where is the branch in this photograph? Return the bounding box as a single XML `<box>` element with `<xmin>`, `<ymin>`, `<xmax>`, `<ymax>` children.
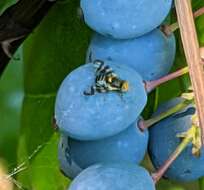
<box><xmin>0</xmin><ymin>0</ymin><xmax>57</xmax><ymax>77</ymax></box>
<box><xmin>175</xmin><ymin>0</ymin><xmax>204</xmax><ymax>144</ymax></box>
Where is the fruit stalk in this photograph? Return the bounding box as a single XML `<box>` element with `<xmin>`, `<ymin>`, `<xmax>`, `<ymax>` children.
<box><xmin>145</xmin><ymin>66</ymin><xmax>189</xmax><ymax>92</ymax></box>
<box><xmin>166</xmin><ymin>6</ymin><xmax>204</xmax><ymax>34</ymax></box>
<box><xmin>175</xmin><ymin>0</ymin><xmax>204</xmax><ymax>144</ymax></box>
<box><xmin>139</xmin><ymin>99</ymin><xmax>193</xmax><ymax>130</ymax></box>
<box><xmin>152</xmin><ymin>126</ymin><xmax>196</xmax><ymax>183</ymax></box>
<box><xmin>194</xmin><ymin>7</ymin><xmax>204</xmax><ymax>17</ymax></box>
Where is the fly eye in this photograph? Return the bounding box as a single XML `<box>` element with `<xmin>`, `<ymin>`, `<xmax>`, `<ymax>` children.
<box><xmin>121</xmin><ymin>81</ymin><xmax>129</xmax><ymax>92</ymax></box>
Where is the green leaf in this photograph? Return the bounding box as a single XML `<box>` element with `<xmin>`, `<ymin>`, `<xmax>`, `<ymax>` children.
<box><xmin>18</xmin><ymin>133</ymin><xmax>68</xmax><ymax>189</ymax></box>
<box><xmin>30</xmin><ymin>133</ymin><xmax>68</xmax><ymax>190</ymax></box>
<box><xmin>0</xmin><ymin>0</ymin><xmax>17</xmax><ymax>15</ymax></box>
<box><xmin>0</xmin><ymin>49</ymin><xmax>23</xmax><ymax>165</ymax></box>
<box><xmin>23</xmin><ymin>2</ymin><xmax>90</xmax><ymax>95</ymax></box>
<box><xmin>18</xmin><ymin>1</ymin><xmax>90</xmax><ymax>189</ymax></box>
<box><xmin>199</xmin><ymin>179</ymin><xmax>204</xmax><ymax>189</ymax></box>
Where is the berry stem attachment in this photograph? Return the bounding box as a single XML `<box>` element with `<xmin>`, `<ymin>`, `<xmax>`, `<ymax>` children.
<box><xmin>145</xmin><ymin>67</ymin><xmax>189</xmax><ymax>92</ymax></box>
<box><xmin>139</xmin><ymin>99</ymin><xmax>193</xmax><ymax>131</ymax></box>
<box><xmin>162</xmin><ymin>6</ymin><xmax>204</xmax><ymax>35</ymax></box>
<box><xmin>152</xmin><ymin>125</ymin><xmax>197</xmax><ymax>184</ymax></box>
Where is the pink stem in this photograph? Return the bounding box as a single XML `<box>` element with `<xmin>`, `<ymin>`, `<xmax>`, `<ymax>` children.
<box><xmin>152</xmin><ymin>151</ymin><xmax>180</xmax><ymax>184</ymax></box>
<box><xmin>194</xmin><ymin>7</ymin><xmax>204</xmax><ymax>18</ymax></box>
<box><xmin>145</xmin><ymin>67</ymin><xmax>189</xmax><ymax>92</ymax></box>
<box><xmin>152</xmin><ymin>136</ymin><xmax>192</xmax><ymax>184</ymax></box>
<box><xmin>161</xmin><ymin>6</ymin><xmax>204</xmax><ymax>36</ymax></box>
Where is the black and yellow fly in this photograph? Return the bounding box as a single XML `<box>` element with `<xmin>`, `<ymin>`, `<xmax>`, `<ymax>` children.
<box><xmin>84</xmin><ymin>60</ymin><xmax>129</xmax><ymax>95</ymax></box>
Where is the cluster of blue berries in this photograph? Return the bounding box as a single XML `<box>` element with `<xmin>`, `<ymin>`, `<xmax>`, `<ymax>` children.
<box><xmin>55</xmin><ymin>1</ymin><xmax>204</xmax><ymax>189</ymax></box>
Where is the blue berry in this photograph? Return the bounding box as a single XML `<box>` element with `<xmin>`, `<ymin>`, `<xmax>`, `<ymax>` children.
<box><xmin>67</xmin><ymin>119</ymin><xmax>148</xmax><ymax>169</ymax></box>
<box><xmin>80</xmin><ymin>0</ymin><xmax>173</xmax><ymax>39</ymax></box>
<box><xmin>149</xmin><ymin>98</ymin><xmax>204</xmax><ymax>182</ymax></box>
<box><xmin>86</xmin><ymin>29</ymin><xmax>176</xmax><ymax>81</ymax></box>
<box><xmin>58</xmin><ymin>135</ymin><xmax>82</xmax><ymax>179</ymax></box>
<box><xmin>55</xmin><ymin>62</ymin><xmax>147</xmax><ymax>140</ymax></box>
<box><xmin>68</xmin><ymin>163</ymin><xmax>155</xmax><ymax>190</ymax></box>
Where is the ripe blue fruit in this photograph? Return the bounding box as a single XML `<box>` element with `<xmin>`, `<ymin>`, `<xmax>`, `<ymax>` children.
<box><xmin>67</xmin><ymin>119</ymin><xmax>148</xmax><ymax>169</ymax></box>
<box><xmin>55</xmin><ymin>62</ymin><xmax>147</xmax><ymax>140</ymax></box>
<box><xmin>58</xmin><ymin>135</ymin><xmax>82</xmax><ymax>179</ymax></box>
<box><xmin>86</xmin><ymin>29</ymin><xmax>176</xmax><ymax>81</ymax></box>
<box><xmin>68</xmin><ymin>163</ymin><xmax>155</xmax><ymax>190</ymax></box>
<box><xmin>80</xmin><ymin>0</ymin><xmax>172</xmax><ymax>39</ymax></box>
<box><xmin>149</xmin><ymin>98</ymin><xmax>204</xmax><ymax>182</ymax></box>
